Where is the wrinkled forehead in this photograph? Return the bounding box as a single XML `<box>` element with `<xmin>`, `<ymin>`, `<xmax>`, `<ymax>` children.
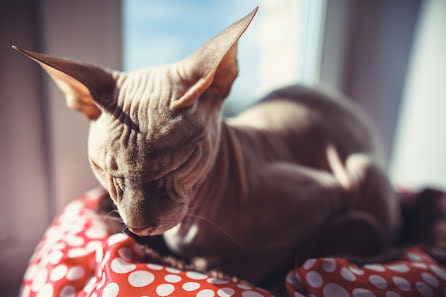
<box><xmin>88</xmin><ymin>107</ymin><xmax>196</xmax><ymax>160</ymax></box>
<box><xmin>115</xmin><ymin>65</ymin><xmax>188</xmax><ymax>116</ymax></box>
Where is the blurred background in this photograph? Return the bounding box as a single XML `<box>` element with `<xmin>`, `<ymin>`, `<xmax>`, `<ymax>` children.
<box><xmin>1</xmin><ymin>0</ymin><xmax>445</xmax><ymax>295</ymax></box>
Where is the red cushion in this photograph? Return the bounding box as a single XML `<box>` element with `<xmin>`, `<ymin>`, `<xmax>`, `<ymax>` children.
<box><xmin>20</xmin><ymin>188</ymin><xmax>272</xmax><ymax>297</ymax></box>
<box><xmin>286</xmin><ymin>248</ymin><xmax>446</xmax><ymax>297</ymax></box>
<box><xmin>20</xmin><ymin>188</ymin><xmax>446</xmax><ymax>297</ymax></box>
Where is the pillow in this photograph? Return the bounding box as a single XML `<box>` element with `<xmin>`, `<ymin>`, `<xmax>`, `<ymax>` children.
<box><xmin>20</xmin><ymin>188</ymin><xmax>272</xmax><ymax>297</ymax></box>
<box><xmin>285</xmin><ymin>247</ymin><xmax>446</xmax><ymax>297</ymax></box>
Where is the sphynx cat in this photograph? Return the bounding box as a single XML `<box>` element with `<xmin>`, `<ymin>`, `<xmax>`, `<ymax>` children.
<box><xmin>14</xmin><ymin>7</ymin><xmax>400</xmax><ymax>283</ymax></box>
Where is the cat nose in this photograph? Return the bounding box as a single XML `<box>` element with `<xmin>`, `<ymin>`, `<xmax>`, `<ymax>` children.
<box><xmin>127</xmin><ymin>224</ymin><xmax>156</xmax><ymax>236</ymax></box>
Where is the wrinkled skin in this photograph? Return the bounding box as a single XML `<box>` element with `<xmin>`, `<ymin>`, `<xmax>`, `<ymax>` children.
<box><xmin>88</xmin><ymin>67</ymin><xmax>221</xmax><ymax>235</ymax></box>
<box><xmin>15</xmin><ymin>8</ymin><xmax>400</xmax><ymax>284</ymax></box>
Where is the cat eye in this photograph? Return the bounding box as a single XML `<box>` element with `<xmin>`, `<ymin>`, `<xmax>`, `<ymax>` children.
<box><xmin>91</xmin><ymin>160</ymin><xmax>102</xmax><ymax>171</ymax></box>
<box><xmin>114</xmin><ymin>177</ymin><xmax>125</xmax><ymax>201</ymax></box>
<box><xmin>91</xmin><ymin>160</ymin><xmax>105</xmax><ymax>178</ymax></box>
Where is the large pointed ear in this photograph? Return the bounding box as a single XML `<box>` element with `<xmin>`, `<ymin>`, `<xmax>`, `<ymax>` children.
<box><xmin>172</xmin><ymin>7</ymin><xmax>258</xmax><ymax>109</ymax></box>
<box><xmin>12</xmin><ymin>46</ymin><xmax>117</xmax><ymax>120</ymax></box>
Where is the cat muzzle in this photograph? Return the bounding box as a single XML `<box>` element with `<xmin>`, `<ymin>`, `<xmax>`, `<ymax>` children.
<box><xmin>127</xmin><ymin>224</ymin><xmax>157</xmax><ymax>236</ymax></box>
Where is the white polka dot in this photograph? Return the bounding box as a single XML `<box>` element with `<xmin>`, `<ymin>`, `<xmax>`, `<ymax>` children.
<box><xmin>83</xmin><ymin>276</ymin><xmax>97</xmax><ymax>294</ymax></box>
<box><xmin>364</xmin><ymin>264</ymin><xmax>385</xmax><ymax>272</ymax></box>
<box><xmin>430</xmin><ymin>265</ymin><xmax>446</xmax><ymax>280</ymax></box>
<box><xmin>48</xmin><ymin>250</ymin><xmax>63</xmax><ymax>264</ymax></box>
<box><xmin>86</xmin><ymin>240</ymin><xmax>102</xmax><ymax>250</ymax></box>
<box><xmin>322</xmin><ymin>283</ymin><xmax>349</xmax><ymax>297</ymax></box>
<box><xmin>118</xmin><ymin>247</ymin><xmax>133</xmax><ymax>261</ymax></box>
<box><xmin>388</xmin><ymin>264</ymin><xmax>409</xmax><ymax>273</ymax></box>
<box><xmin>237</xmin><ymin>283</ymin><xmax>252</xmax><ymax>290</ymax></box>
<box><xmin>156</xmin><ymin>284</ymin><xmax>175</xmax><ymax>296</ymax></box>
<box><xmin>286</xmin><ymin>274</ymin><xmax>295</xmax><ymax>284</ymax></box>
<box><xmin>85</xmin><ymin>241</ymin><xmax>103</xmax><ymax>260</ymax></box>
<box><xmin>340</xmin><ymin>267</ymin><xmax>356</xmax><ymax>282</ymax></box>
<box><xmin>294</xmin><ymin>292</ymin><xmax>305</xmax><ymax>297</ymax></box>
<box><xmin>86</xmin><ymin>227</ymin><xmax>108</xmax><ymax>239</ymax></box>
<box><xmin>385</xmin><ymin>292</ymin><xmax>401</xmax><ymax>297</ymax></box>
<box><xmin>306</xmin><ymin>271</ymin><xmax>323</xmax><ymax>288</ymax></box>
<box><xmin>183</xmin><ymin>282</ymin><xmax>200</xmax><ymax>291</ymax></box>
<box><xmin>295</xmin><ymin>273</ymin><xmax>302</xmax><ymax>284</ymax></box>
<box><xmin>67</xmin><ymin>248</ymin><xmax>88</xmax><ymax>258</ymax></box>
<box><xmin>66</xmin><ymin>265</ymin><xmax>84</xmax><ymax>281</ymax></box>
<box><xmin>96</xmin><ymin>273</ymin><xmax>106</xmax><ymax>289</ymax></box>
<box><xmin>408</xmin><ymin>253</ymin><xmax>422</xmax><ymax>261</ymax></box>
<box><xmin>64</xmin><ymin>200</ymin><xmax>83</xmax><ymax>213</ymax></box>
<box><xmin>102</xmin><ymin>282</ymin><xmax>119</xmax><ymax>297</ymax></box>
<box><xmin>128</xmin><ymin>270</ymin><xmax>155</xmax><ymax>287</ymax></box>
<box><xmin>416</xmin><ymin>281</ymin><xmax>434</xmax><ymax>297</ymax></box>
<box><xmin>166</xmin><ymin>267</ymin><xmax>181</xmax><ymax>273</ymax></box>
<box><xmin>369</xmin><ymin>275</ymin><xmax>387</xmax><ymax>289</ymax></box>
<box><xmin>303</xmin><ymin>259</ymin><xmax>316</xmax><ymax>269</ymax></box>
<box><xmin>187</xmin><ymin>271</ymin><xmax>208</xmax><ymax>280</ymax></box>
<box><xmin>148</xmin><ymin>263</ymin><xmax>164</xmax><ymax>270</ymax></box>
<box><xmin>412</xmin><ymin>262</ymin><xmax>427</xmax><ymax>269</ymax></box>
<box><xmin>217</xmin><ymin>288</ymin><xmax>235</xmax><ymax>297</ymax></box>
<box><xmin>107</xmin><ymin>233</ymin><xmax>128</xmax><ymax>245</ymax></box>
<box><xmin>286</xmin><ymin>273</ymin><xmax>302</xmax><ymax>287</ymax></box>
<box><xmin>207</xmin><ymin>277</ymin><xmax>229</xmax><ymax>284</ymax></box>
<box><xmin>349</xmin><ymin>266</ymin><xmax>364</xmax><ymax>275</ymax></box>
<box><xmin>110</xmin><ymin>257</ymin><xmax>136</xmax><ymax>273</ymax></box>
<box><xmin>35</xmin><ymin>284</ymin><xmax>53</xmax><ymax>297</ymax></box>
<box><xmin>99</xmin><ymin>251</ymin><xmax>111</xmax><ymax>275</ymax></box>
<box><xmin>32</xmin><ymin>268</ymin><xmax>47</xmax><ymax>292</ymax></box>
<box><xmin>66</xmin><ymin>235</ymin><xmax>85</xmax><ymax>247</ymax></box>
<box><xmin>67</xmin><ymin>223</ymin><xmax>85</xmax><ymax>235</ymax></box>
<box><xmin>54</xmin><ymin>242</ymin><xmax>67</xmax><ymax>250</ymax></box>
<box><xmin>242</xmin><ymin>291</ymin><xmax>263</xmax><ymax>297</ymax></box>
<box><xmin>393</xmin><ymin>276</ymin><xmax>411</xmax><ymax>291</ymax></box>
<box><xmin>25</xmin><ymin>265</ymin><xmax>39</xmax><ymax>280</ymax></box>
<box><xmin>322</xmin><ymin>258</ymin><xmax>336</xmax><ymax>272</ymax></box>
<box><xmin>353</xmin><ymin>288</ymin><xmax>376</xmax><ymax>297</ymax></box>
<box><xmin>421</xmin><ymin>272</ymin><xmax>439</xmax><ymax>287</ymax></box>
<box><xmin>94</xmin><ymin>246</ymin><xmax>104</xmax><ymax>263</ymax></box>
<box><xmin>165</xmin><ymin>274</ymin><xmax>182</xmax><ymax>283</ymax></box>
<box><xmin>21</xmin><ymin>285</ymin><xmax>31</xmax><ymax>297</ymax></box>
<box><xmin>50</xmin><ymin>264</ymin><xmax>67</xmax><ymax>281</ymax></box>
<box><xmin>197</xmin><ymin>289</ymin><xmax>215</xmax><ymax>297</ymax></box>
<box><xmin>87</xmin><ymin>187</ymin><xmax>105</xmax><ymax>198</ymax></box>
<box><xmin>59</xmin><ymin>285</ymin><xmax>76</xmax><ymax>297</ymax></box>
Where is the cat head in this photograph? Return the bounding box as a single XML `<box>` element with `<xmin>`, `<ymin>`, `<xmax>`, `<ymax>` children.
<box><xmin>14</xmin><ymin>8</ymin><xmax>257</xmax><ymax>236</ymax></box>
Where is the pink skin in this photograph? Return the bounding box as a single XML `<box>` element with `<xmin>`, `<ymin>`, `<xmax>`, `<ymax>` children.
<box><xmin>14</xmin><ymin>7</ymin><xmax>400</xmax><ymax>283</ymax></box>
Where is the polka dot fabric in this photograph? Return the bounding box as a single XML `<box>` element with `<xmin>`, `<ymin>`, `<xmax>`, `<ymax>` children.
<box><xmin>20</xmin><ymin>187</ymin><xmax>446</xmax><ymax>297</ymax></box>
<box><xmin>286</xmin><ymin>249</ymin><xmax>446</xmax><ymax>297</ymax></box>
<box><xmin>20</xmin><ymin>188</ymin><xmax>271</xmax><ymax>297</ymax></box>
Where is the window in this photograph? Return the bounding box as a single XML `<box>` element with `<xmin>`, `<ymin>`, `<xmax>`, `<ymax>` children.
<box><xmin>124</xmin><ymin>0</ymin><xmax>326</xmax><ymax>115</ymax></box>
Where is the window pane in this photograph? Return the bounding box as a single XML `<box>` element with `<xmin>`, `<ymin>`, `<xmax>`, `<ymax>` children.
<box><xmin>123</xmin><ymin>0</ymin><xmax>325</xmax><ymax>115</ymax></box>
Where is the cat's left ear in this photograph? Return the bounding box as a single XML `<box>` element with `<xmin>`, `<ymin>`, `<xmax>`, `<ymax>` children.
<box><xmin>172</xmin><ymin>7</ymin><xmax>258</xmax><ymax>109</ymax></box>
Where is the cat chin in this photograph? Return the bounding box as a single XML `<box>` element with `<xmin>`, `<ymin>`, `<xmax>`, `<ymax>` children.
<box><xmin>156</xmin><ymin>209</ymin><xmax>188</xmax><ymax>235</ymax></box>
<box><xmin>145</xmin><ymin>221</ymin><xmax>182</xmax><ymax>236</ymax></box>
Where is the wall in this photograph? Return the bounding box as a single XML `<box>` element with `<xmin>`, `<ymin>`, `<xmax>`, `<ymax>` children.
<box><xmin>0</xmin><ymin>1</ymin><xmax>49</xmax><ymax>293</ymax></box>
<box><xmin>390</xmin><ymin>0</ymin><xmax>446</xmax><ymax>189</ymax></box>
<box><xmin>320</xmin><ymin>0</ymin><xmax>422</xmax><ymax>164</ymax></box>
<box><xmin>0</xmin><ymin>0</ymin><xmax>122</xmax><ymax>294</ymax></box>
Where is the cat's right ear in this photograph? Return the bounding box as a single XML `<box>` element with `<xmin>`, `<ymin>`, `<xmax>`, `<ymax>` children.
<box><xmin>12</xmin><ymin>46</ymin><xmax>117</xmax><ymax>120</ymax></box>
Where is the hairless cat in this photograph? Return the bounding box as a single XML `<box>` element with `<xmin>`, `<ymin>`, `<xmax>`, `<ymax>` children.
<box><xmin>14</xmin><ymin>7</ymin><xmax>400</xmax><ymax>283</ymax></box>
